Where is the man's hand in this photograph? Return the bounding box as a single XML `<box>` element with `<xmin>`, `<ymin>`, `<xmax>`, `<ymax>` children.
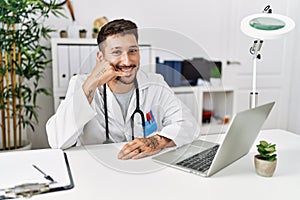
<box><xmin>118</xmin><ymin>135</ymin><xmax>175</xmax><ymax>160</ymax></box>
<box><xmin>82</xmin><ymin>55</ymin><xmax>129</xmax><ymax>103</ymax></box>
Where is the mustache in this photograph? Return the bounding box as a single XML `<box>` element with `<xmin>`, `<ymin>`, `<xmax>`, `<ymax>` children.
<box><xmin>115</xmin><ymin>64</ymin><xmax>137</xmax><ymax>71</ymax></box>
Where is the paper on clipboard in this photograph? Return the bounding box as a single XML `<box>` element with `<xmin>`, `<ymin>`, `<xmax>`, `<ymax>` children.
<box><xmin>0</xmin><ymin>149</ymin><xmax>73</xmax><ymax>192</ymax></box>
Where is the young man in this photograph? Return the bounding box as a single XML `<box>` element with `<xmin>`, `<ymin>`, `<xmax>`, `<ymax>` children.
<box><xmin>46</xmin><ymin>19</ymin><xmax>200</xmax><ymax>160</ymax></box>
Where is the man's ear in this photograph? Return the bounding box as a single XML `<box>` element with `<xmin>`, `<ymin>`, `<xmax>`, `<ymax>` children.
<box><xmin>96</xmin><ymin>51</ymin><xmax>103</xmax><ymax>61</ymax></box>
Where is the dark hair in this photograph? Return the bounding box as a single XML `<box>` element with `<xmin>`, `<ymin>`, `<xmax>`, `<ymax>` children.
<box><xmin>97</xmin><ymin>19</ymin><xmax>138</xmax><ymax>49</ymax></box>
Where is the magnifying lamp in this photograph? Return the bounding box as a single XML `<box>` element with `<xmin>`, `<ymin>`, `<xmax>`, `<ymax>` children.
<box><xmin>240</xmin><ymin>5</ymin><xmax>295</xmax><ymax>108</ymax></box>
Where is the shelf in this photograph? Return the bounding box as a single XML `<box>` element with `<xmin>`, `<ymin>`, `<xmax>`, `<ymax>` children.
<box><xmin>172</xmin><ymin>85</ymin><xmax>234</xmax><ymax>93</ymax></box>
<box><xmin>52</xmin><ymin>38</ymin><xmax>97</xmax><ymax>45</ymax></box>
<box><xmin>172</xmin><ymin>86</ymin><xmax>199</xmax><ymax>93</ymax></box>
<box><xmin>172</xmin><ymin>85</ymin><xmax>235</xmax><ymax>135</ymax></box>
<box><xmin>200</xmin><ymin>123</ymin><xmax>230</xmax><ymax>135</ymax></box>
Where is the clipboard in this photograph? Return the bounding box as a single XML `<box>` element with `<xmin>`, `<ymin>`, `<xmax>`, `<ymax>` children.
<box><xmin>0</xmin><ymin>149</ymin><xmax>74</xmax><ymax>197</ymax></box>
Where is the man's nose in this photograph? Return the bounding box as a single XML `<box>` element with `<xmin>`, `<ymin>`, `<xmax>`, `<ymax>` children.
<box><xmin>120</xmin><ymin>52</ymin><xmax>130</xmax><ymax>66</ymax></box>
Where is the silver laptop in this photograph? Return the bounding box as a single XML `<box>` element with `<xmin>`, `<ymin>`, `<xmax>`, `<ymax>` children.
<box><xmin>152</xmin><ymin>102</ymin><xmax>275</xmax><ymax>177</ymax></box>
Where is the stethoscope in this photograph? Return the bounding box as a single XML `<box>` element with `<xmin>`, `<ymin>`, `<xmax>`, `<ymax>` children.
<box><xmin>103</xmin><ymin>80</ymin><xmax>145</xmax><ymax>143</ymax></box>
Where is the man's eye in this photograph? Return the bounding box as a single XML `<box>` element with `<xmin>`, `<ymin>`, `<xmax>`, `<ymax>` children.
<box><xmin>129</xmin><ymin>49</ymin><xmax>138</xmax><ymax>54</ymax></box>
<box><xmin>112</xmin><ymin>50</ymin><xmax>122</xmax><ymax>56</ymax></box>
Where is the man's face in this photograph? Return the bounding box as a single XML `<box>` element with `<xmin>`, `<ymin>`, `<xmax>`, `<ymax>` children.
<box><xmin>101</xmin><ymin>34</ymin><xmax>140</xmax><ymax>85</ymax></box>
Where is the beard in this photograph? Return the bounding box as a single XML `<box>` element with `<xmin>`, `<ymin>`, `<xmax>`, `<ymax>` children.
<box><xmin>115</xmin><ymin>64</ymin><xmax>138</xmax><ymax>85</ymax></box>
<box><xmin>116</xmin><ymin>73</ymin><xmax>137</xmax><ymax>85</ymax></box>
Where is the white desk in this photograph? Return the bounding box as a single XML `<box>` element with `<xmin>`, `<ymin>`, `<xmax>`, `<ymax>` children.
<box><xmin>33</xmin><ymin>129</ymin><xmax>300</xmax><ymax>200</ymax></box>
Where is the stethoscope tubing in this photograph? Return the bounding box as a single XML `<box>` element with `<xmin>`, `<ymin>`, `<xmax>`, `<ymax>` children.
<box><xmin>103</xmin><ymin>81</ymin><xmax>145</xmax><ymax>142</ymax></box>
<box><xmin>103</xmin><ymin>84</ymin><xmax>110</xmax><ymax>141</ymax></box>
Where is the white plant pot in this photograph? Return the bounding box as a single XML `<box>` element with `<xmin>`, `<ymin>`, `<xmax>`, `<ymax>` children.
<box><xmin>14</xmin><ymin>140</ymin><xmax>32</xmax><ymax>151</ymax></box>
<box><xmin>0</xmin><ymin>140</ymin><xmax>32</xmax><ymax>152</ymax></box>
<box><xmin>0</xmin><ymin>122</ymin><xmax>31</xmax><ymax>151</ymax></box>
<box><xmin>254</xmin><ymin>155</ymin><xmax>277</xmax><ymax>177</ymax></box>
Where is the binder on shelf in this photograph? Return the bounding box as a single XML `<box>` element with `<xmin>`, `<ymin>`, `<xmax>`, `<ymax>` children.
<box><xmin>0</xmin><ymin>149</ymin><xmax>74</xmax><ymax>198</ymax></box>
<box><xmin>139</xmin><ymin>45</ymin><xmax>153</xmax><ymax>73</ymax></box>
<box><xmin>69</xmin><ymin>45</ymin><xmax>80</xmax><ymax>77</ymax></box>
<box><xmin>162</xmin><ymin>60</ymin><xmax>175</xmax><ymax>86</ymax></box>
<box><xmin>57</xmin><ymin>46</ymin><xmax>70</xmax><ymax>88</ymax></box>
<box><xmin>79</xmin><ymin>46</ymin><xmax>92</xmax><ymax>74</ymax></box>
<box><xmin>171</xmin><ymin>60</ymin><xmax>182</xmax><ymax>87</ymax></box>
<box><xmin>89</xmin><ymin>45</ymin><xmax>98</xmax><ymax>72</ymax></box>
<box><xmin>156</xmin><ymin>58</ymin><xmax>171</xmax><ymax>85</ymax></box>
<box><xmin>156</xmin><ymin>60</ymin><xmax>182</xmax><ymax>87</ymax></box>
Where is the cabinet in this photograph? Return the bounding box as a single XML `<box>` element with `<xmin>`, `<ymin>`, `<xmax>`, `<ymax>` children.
<box><xmin>51</xmin><ymin>38</ymin><xmax>97</xmax><ymax>110</ymax></box>
<box><xmin>172</xmin><ymin>86</ymin><xmax>234</xmax><ymax>135</ymax></box>
<box><xmin>51</xmin><ymin>38</ymin><xmax>234</xmax><ymax>135</ymax></box>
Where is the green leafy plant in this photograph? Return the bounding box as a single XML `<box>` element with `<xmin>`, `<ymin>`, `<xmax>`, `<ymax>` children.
<box><xmin>79</xmin><ymin>29</ymin><xmax>87</xmax><ymax>33</ymax></box>
<box><xmin>0</xmin><ymin>0</ymin><xmax>63</xmax><ymax>150</ymax></box>
<box><xmin>256</xmin><ymin>140</ymin><xmax>277</xmax><ymax>161</ymax></box>
<box><xmin>210</xmin><ymin>66</ymin><xmax>221</xmax><ymax>79</ymax></box>
<box><xmin>92</xmin><ymin>27</ymin><xmax>99</xmax><ymax>34</ymax></box>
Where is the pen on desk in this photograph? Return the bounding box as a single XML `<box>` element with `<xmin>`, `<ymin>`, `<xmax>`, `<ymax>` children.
<box><xmin>32</xmin><ymin>164</ymin><xmax>55</xmax><ymax>182</ymax></box>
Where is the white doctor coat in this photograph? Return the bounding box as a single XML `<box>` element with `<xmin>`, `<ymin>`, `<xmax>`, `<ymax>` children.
<box><xmin>46</xmin><ymin>70</ymin><xmax>200</xmax><ymax>149</ymax></box>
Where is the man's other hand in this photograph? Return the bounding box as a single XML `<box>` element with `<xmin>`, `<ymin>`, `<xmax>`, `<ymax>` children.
<box><xmin>118</xmin><ymin>135</ymin><xmax>175</xmax><ymax>160</ymax></box>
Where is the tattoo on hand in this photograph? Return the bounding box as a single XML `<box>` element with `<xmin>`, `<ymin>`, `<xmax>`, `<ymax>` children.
<box><xmin>95</xmin><ymin>71</ymin><xmax>102</xmax><ymax>78</ymax></box>
<box><xmin>87</xmin><ymin>89</ymin><xmax>93</xmax><ymax>100</ymax></box>
<box><xmin>95</xmin><ymin>68</ymin><xmax>106</xmax><ymax>79</ymax></box>
<box><xmin>145</xmin><ymin>137</ymin><xmax>160</xmax><ymax>150</ymax></box>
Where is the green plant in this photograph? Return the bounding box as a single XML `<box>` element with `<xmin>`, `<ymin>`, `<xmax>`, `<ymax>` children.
<box><xmin>0</xmin><ymin>0</ymin><xmax>63</xmax><ymax>150</ymax></box>
<box><xmin>210</xmin><ymin>66</ymin><xmax>221</xmax><ymax>78</ymax></box>
<box><xmin>92</xmin><ymin>27</ymin><xmax>99</xmax><ymax>34</ymax></box>
<box><xmin>79</xmin><ymin>29</ymin><xmax>87</xmax><ymax>33</ymax></box>
<box><xmin>256</xmin><ymin>140</ymin><xmax>277</xmax><ymax>161</ymax></box>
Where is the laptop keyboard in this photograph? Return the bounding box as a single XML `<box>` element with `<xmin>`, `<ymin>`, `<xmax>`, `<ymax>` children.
<box><xmin>176</xmin><ymin>144</ymin><xmax>220</xmax><ymax>173</ymax></box>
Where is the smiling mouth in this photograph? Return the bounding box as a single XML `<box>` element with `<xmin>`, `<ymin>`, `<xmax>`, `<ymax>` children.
<box><xmin>115</xmin><ymin>64</ymin><xmax>137</xmax><ymax>72</ymax></box>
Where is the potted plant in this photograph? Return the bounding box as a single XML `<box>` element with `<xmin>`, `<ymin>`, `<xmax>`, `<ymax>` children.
<box><xmin>60</xmin><ymin>30</ymin><xmax>68</xmax><ymax>38</ymax></box>
<box><xmin>209</xmin><ymin>66</ymin><xmax>221</xmax><ymax>86</ymax></box>
<box><xmin>254</xmin><ymin>140</ymin><xmax>277</xmax><ymax>177</ymax></box>
<box><xmin>79</xmin><ymin>29</ymin><xmax>87</xmax><ymax>38</ymax></box>
<box><xmin>0</xmin><ymin>0</ymin><xmax>62</xmax><ymax>150</ymax></box>
<box><xmin>92</xmin><ymin>27</ymin><xmax>99</xmax><ymax>39</ymax></box>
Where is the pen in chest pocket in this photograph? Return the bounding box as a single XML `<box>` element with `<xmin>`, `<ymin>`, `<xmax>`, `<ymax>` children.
<box><xmin>146</xmin><ymin>110</ymin><xmax>155</xmax><ymax>123</ymax></box>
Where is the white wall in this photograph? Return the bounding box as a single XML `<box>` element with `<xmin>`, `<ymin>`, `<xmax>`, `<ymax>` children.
<box><xmin>30</xmin><ymin>0</ymin><xmax>300</xmax><ymax>149</ymax></box>
<box><xmin>287</xmin><ymin>0</ymin><xmax>300</xmax><ymax>134</ymax></box>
